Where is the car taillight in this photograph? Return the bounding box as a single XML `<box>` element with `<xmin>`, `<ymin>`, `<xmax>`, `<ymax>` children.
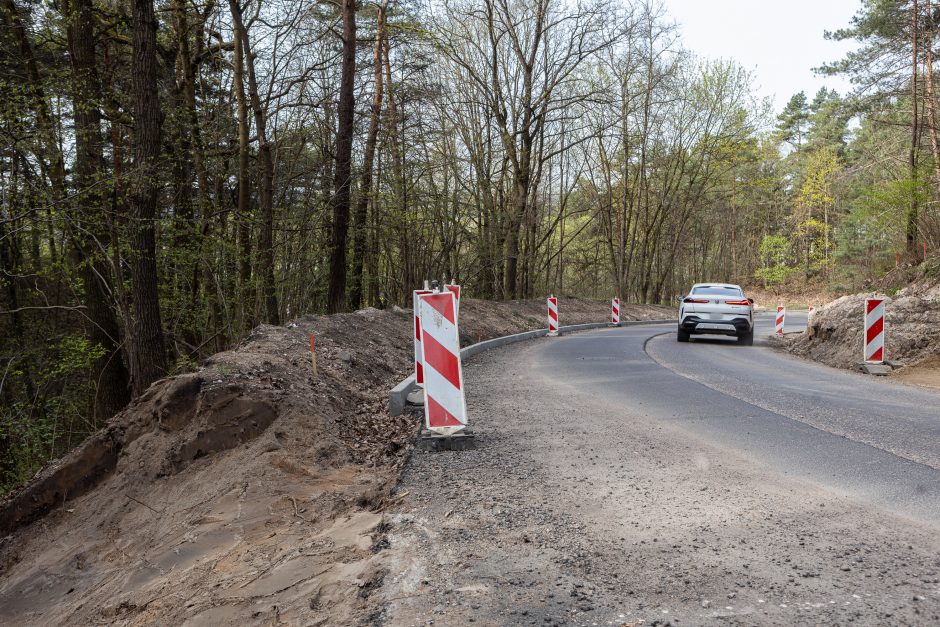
<box><xmin>683</xmin><ymin>298</ymin><xmax>710</xmax><ymax>303</ymax></box>
<box><xmin>725</xmin><ymin>299</ymin><xmax>750</xmax><ymax>305</ymax></box>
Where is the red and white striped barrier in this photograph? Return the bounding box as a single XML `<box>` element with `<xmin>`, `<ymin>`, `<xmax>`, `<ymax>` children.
<box><xmin>775</xmin><ymin>306</ymin><xmax>786</xmax><ymax>335</ymax></box>
<box><xmin>445</xmin><ymin>283</ymin><xmax>461</xmax><ymax>318</ymax></box>
<box><xmin>864</xmin><ymin>298</ymin><xmax>885</xmax><ymax>364</ymax></box>
<box><xmin>611</xmin><ymin>297</ymin><xmax>620</xmax><ymax>325</ymax></box>
<box><xmin>413</xmin><ymin>289</ymin><xmax>434</xmax><ymax>387</ymax></box>
<box><xmin>417</xmin><ymin>291</ymin><xmax>467</xmax><ymax>435</ymax></box>
<box><xmin>547</xmin><ymin>296</ymin><xmax>559</xmax><ymax>336</ymax></box>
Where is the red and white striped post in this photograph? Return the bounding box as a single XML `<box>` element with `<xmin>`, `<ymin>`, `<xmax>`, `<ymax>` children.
<box><xmin>775</xmin><ymin>306</ymin><xmax>786</xmax><ymax>335</ymax></box>
<box><xmin>547</xmin><ymin>296</ymin><xmax>559</xmax><ymax>336</ymax></box>
<box><xmin>610</xmin><ymin>297</ymin><xmax>621</xmax><ymax>326</ymax></box>
<box><xmin>417</xmin><ymin>291</ymin><xmax>467</xmax><ymax>435</ymax></box>
<box><xmin>445</xmin><ymin>283</ymin><xmax>461</xmax><ymax>318</ymax></box>
<box><xmin>864</xmin><ymin>298</ymin><xmax>886</xmax><ymax>364</ymax></box>
<box><xmin>413</xmin><ymin>289</ymin><xmax>434</xmax><ymax>388</ymax></box>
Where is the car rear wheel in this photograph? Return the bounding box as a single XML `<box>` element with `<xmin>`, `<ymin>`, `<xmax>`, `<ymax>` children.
<box><xmin>737</xmin><ymin>329</ymin><xmax>754</xmax><ymax>346</ymax></box>
<box><xmin>677</xmin><ymin>328</ymin><xmax>690</xmax><ymax>342</ymax></box>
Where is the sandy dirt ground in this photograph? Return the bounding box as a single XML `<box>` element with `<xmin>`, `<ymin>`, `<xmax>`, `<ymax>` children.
<box><xmin>374</xmin><ymin>341</ymin><xmax>940</xmax><ymax>626</ymax></box>
<box><xmin>0</xmin><ymin>299</ymin><xmax>670</xmax><ymax>626</ymax></box>
<box><xmin>784</xmin><ymin>281</ymin><xmax>940</xmax><ymax>373</ymax></box>
<box><xmin>891</xmin><ymin>356</ymin><xmax>940</xmax><ymax>390</ymax></box>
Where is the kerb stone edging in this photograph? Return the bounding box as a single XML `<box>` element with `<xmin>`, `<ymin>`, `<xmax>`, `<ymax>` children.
<box><xmin>388</xmin><ymin>319</ymin><xmax>676</xmax><ymax>416</ymax></box>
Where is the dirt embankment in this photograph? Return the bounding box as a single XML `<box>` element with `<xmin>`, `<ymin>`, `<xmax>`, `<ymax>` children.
<box><xmin>782</xmin><ymin>280</ymin><xmax>940</xmax><ymax>381</ymax></box>
<box><xmin>0</xmin><ymin>298</ymin><xmax>670</xmax><ymax>626</ymax></box>
<box><xmin>745</xmin><ymin>286</ymin><xmax>841</xmax><ymax>311</ymax></box>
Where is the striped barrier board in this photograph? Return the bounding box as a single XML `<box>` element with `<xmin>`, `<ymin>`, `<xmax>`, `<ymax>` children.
<box><xmin>611</xmin><ymin>297</ymin><xmax>620</xmax><ymax>325</ymax></box>
<box><xmin>418</xmin><ymin>291</ymin><xmax>467</xmax><ymax>435</ymax></box>
<box><xmin>446</xmin><ymin>283</ymin><xmax>461</xmax><ymax>318</ymax></box>
<box><xmin>775</xmin><ymin>306</ymin><xmax>786</xmax><ymax>335</ymax></box>
<box><xmin>547</xmin><ymin>297</ymin><xmax>559</xmax><ymax>336</ymax></box>
<box><xmin>413</xmin><ymin>289</ymin><xmax>434</xmax><ymax>387</ymax></box>
<box><xmin>864</xmin><ymin>298</ymin><xmax>885</xmax><ymax>364</ymax></box>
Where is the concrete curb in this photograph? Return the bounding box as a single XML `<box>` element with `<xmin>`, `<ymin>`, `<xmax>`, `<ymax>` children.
<box><xmin>388</xmin><ymin>318</ymin><xmax>676</xmax><ymax>416</ymax></box>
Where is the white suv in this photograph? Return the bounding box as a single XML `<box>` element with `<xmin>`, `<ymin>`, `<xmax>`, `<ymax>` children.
<box><xmin>678</xmin><ymin>283</ymin><xmax>754</xmax><ymax>345</ymax></box>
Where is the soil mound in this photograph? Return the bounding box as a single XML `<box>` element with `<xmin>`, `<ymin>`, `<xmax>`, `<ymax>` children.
<box><xmin>783</xmin><ymin>281</ymin><xmax>940</xmax><ymax>371</ymax></box>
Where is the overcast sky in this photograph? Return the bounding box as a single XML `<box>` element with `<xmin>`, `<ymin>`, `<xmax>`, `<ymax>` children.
<box><xmin>661</xmin><ymin>0</ymin><xmax>862</xmax><ymax>112</ymax></box>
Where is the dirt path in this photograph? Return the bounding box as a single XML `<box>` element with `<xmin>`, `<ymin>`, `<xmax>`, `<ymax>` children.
<box><xmin>373</xmin><ymin>338</ymin><xmax>940</xmax><ymax>626</ymax></box>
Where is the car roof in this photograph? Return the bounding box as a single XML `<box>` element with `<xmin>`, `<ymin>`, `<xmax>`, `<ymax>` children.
<box><xmin>690</xmin><ymin>283</ymin><xmax>742</xmax><ymax>290</ymax></box>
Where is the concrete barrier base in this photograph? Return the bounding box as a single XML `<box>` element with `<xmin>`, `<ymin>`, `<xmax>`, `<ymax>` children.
<box><xmin>858</xmin><ymin>362</ymin><xmax>892</xmax><ymax>376</ymax></box>
<box><xmin>418</xmin><ymin>429</ymin><xmax>476</xmax><ymax>451</ymax></box>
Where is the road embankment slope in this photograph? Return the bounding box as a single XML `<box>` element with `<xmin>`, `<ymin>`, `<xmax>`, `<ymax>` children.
<box><xmin>783</xmin><ymin>279</ymin><xmax>940</xmax><ymax>380</ymax></box>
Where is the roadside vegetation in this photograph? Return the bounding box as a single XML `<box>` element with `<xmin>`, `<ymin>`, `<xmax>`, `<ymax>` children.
<box><xmin>0</xmin><ymin>0</ymin><xmax>938</xmax><ymax>492</ymax></box>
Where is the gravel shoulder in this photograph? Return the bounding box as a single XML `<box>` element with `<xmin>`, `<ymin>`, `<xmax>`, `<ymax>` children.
<box><xmin>374</xmin><ymin>335</ymin><xmax>940</xmax><ymax>626</ymax></box>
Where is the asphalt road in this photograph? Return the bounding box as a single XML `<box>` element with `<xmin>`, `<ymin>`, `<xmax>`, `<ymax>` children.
<box><xmin>546</xmin><ymin>313</ymin><xmax>940</xmax><ymax>523</ymax></box>
<box><xmin>377</xmin><ymin>316</ymin><xmax>940</xmax><ymax>625</ymax></box>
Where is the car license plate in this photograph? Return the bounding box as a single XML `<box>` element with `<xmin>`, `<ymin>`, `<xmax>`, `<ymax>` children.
<box><xmin>697</xmin><ymin>323</ymin><xmax>733</xmax><ymax>330</ymax></box>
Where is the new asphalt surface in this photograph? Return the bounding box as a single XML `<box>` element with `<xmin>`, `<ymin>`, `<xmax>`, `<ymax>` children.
<box><xmin>548</xmin><ymin>312</ymin><xmax>940</xmax><ymax>523</ymax></box>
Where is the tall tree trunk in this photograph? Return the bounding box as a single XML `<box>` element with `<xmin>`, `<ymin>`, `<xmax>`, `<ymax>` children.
<box><xmin>66</xmin><ymin>0</ymin><xmax>131</xmax><ymax>419</ymax></box>
<box><xmin>326</xmin><ymin>0</ymin><xmax>357</xmax><ymax>313</ymax></box>
<box><xmin>926</xmin><ymin>0</ymin><xmax>940</xmax><ymax>217</ymax></box>
<box><xmin>172</xmin><ymin>0</ymin><xmax>214</xmax><ymax>343</ymax></box>
<box><xmin>232</xmin><ymin>16</ymin><xmax>253</xmax><ymax>330</ymax></box>
<box><xmin>383</xmin><ymin>34</ymin><xmax>409</xmax><ymax>302</ymax></box>
<box><xmin>349</xmin><ymin>0</ymin><xmax>386</xmax><ymax>311</ymax></box>
<box><xmin>229</xmin><ymin>0</ymin><xmax>279</xmax><ymax>324</ymax></box>
<box><xmin>130</xmin><ymin>0</ymin><xmax>168</xmax><ymax>393</ymax></box>
<box><xmin>910</xmin><ymin>0</ymin><xmax>921</xmax><ymax>256</ymax></box>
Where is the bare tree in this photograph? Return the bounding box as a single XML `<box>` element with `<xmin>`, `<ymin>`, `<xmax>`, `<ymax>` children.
<box><xmin>326</xmin><ymin>0</ymin><xmax>357</xmax><ymax>313</ymax></box>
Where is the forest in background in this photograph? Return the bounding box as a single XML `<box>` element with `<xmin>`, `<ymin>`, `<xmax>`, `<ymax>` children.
<box><xmin>1</xmin><ymin>0</ymin><xmax>938</xmax><ymax>491</ymax></box>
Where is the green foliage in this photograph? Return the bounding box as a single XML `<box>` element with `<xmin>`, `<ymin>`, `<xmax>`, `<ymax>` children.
<box><xmin>0</xmin><ymin>336</ymin><xmax>106</xmax><ymax>494</ymax></box>
<box><xmin>796</xmin><ymin>147</ymin><xmax>840</xmax><ymax>221</ymax></box>
<box><xmin>795</xmin><ymin>218</ymin><xmax>832</xmax><ymax>276</ymax></box>
<box><xmin>754</xmin><ymin>235</ymin><xmax>794</xmax><ymax>287</ymax></box>
<box><xmin>776</xmin><ymin>91</ymin><xmax>809</xmax><ymax>150</ymax></box>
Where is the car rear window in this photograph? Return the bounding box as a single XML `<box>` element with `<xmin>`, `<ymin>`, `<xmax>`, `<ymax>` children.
<box><xmin>691</xmin><ymin>286</ymin><xmax>743</xmax><ymax>297</ymax></box>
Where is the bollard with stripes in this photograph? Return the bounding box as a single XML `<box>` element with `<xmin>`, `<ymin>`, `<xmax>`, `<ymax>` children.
<box><xmin>775</xmin><ymin>306</ymin><xmax>786</xmax><ymax>335</ymax></box>
<box><xmin>413</xmin><ymin>289</ymin><xmax>434</xmax><ymax>388</ymax></box>
<box><xmin>547</xmin><ymin>296</ymin><xmax>559</xmax><ymax>336</ymax></box>
<box><xmin>610</xmin><ymin>297</ymin><xmax>621</xmax><ymax>326</ymax></box>
<box><xmin>864</xmin><ymin>298</ymin><xmax>885</xmax><ymax>364</ymax></box>
<box><xmin>808</xmin><ymin>305</ymin><xmax>816</xmax><ymax>320</ymax></box>
<box><xmin>417</xmin><ymin>290</ymin><xmax>468</xmax><ymax>436</ymax></box>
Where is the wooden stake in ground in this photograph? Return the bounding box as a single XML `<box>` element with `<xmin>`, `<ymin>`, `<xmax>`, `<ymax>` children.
<box><xmin>309</xmin><ymin>332</ymin><xmax>318</xmax><ymax>376</ymax></box>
